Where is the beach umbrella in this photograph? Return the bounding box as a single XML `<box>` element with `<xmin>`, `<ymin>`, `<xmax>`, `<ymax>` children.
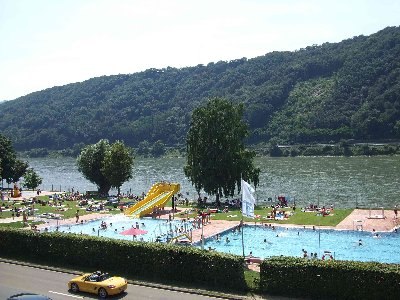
<box><xmin>120</xmin><ymin>227</ymin><xmax>148</xmax><ymax>240</ymax></box>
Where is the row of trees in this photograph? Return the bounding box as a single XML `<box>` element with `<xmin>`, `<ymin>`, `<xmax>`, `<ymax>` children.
<box><xmin>76</xmin><ymin>98</ymin><xmax>259</xmax><ymax>205</ymax></box>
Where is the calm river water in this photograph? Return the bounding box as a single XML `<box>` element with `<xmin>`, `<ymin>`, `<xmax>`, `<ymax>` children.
<box><xmin>24</xmin><ymin>156</ymin><xmax>399</xmax><ymax>209</ymax></box>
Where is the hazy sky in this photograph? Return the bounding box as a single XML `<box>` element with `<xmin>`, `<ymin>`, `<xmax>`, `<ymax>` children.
<box><xmin>1</xmin><ymin>0</ymin><xmax>399</xmax><ymax>101</ymax></box>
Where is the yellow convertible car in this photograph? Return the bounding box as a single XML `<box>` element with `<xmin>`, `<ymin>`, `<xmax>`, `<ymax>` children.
<box><xmin>68</xmin><ymin>271</ymin><xmax>127</xmax><ymax>298</ymax></box>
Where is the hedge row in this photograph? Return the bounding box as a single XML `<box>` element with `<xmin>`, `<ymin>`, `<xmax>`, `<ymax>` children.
<box><xmin>260</xmin><ymin>256</ymin><xmax>400</xmax><ymax>299</ymax></box>
<box><xmin>0</xmin><ymin>228</ymin><xmax>246</xmax><ymax>291</ymax></box>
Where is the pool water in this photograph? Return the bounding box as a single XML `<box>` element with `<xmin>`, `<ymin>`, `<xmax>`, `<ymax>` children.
<box><xmin>48</xmin><ymin>215</ymin><xmax>193</xmax><ymax>242</ymax></box>
<box><xmin>200</xmin><ymin>225</ymin><xmax>400</xmax><ymax>264</ymax></box>
<box><xmin>48</xmin><ymin>216</ymin><xmax>400</xmax><ymax>264</ymax></box>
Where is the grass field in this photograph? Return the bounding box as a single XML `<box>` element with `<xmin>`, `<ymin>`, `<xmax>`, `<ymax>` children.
<box><xmin>182</xmin><ymin>206</ymin><xmax>352</xmax><ymax>227</ymax></box>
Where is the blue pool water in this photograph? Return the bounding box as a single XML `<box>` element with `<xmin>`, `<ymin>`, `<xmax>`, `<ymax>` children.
<box><xmin>48</xmin><ymin>216</ymin><xmax>400</xmax><ymax>264</ymax></box>
<box><xmin>201</xmin><ymin>225</ymin><xmax>400</xmax><ymax>264</ymax></box>
<box><xmin>48</xmin><ymin>215</ymin><xmax>193</xmax><ymax>242</ymax></box>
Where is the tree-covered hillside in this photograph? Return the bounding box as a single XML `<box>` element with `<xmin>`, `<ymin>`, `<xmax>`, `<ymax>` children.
<box><xmin>1</xmin><ymin>26</ymin><xmax>399</xmax><ymax>151</ymax></box>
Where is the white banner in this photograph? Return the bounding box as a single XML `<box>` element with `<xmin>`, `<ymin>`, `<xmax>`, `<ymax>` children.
<box><xmin>241</xmin><ymin>179</ymin><xmax>255</xmax><ymax>218</ymax></box>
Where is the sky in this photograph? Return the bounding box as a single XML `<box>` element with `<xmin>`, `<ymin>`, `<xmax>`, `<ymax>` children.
<box><xmin>1</xmin><ymin>0</ymin><xmax>400</xmax><ymax>101</ymax></box>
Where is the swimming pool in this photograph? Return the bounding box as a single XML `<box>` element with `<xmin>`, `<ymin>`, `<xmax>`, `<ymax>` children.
<box><xmin>200</xmin><ymin>225</ymin><xmax>400</xmax><ymax>264</ymax></box>
<box><xmin>48</xmin><ymin>215</ymin><xmax>193</xmax><ymax>243</ymax></box>
<box><xmin>48</xmin><ymin>216</ymin><xmax>400</xmax><ymax>264</ymax></box>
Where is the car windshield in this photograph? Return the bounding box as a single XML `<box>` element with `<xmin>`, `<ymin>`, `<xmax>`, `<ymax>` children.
<box><xmin>100</xmin><ymin>273</ymin><xmax>110</xmax><ymax>281</ymax></box>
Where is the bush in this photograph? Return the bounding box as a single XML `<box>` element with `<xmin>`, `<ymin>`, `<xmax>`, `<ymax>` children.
<box><xmin>260</xmin><ymin>256</ymin><xmax>400</xmax><ymax>299</ymax></box>
<box><xmin>0</xmin><ymin>228</ymin><xmax>246</xmax><ymax>292</ymax></box>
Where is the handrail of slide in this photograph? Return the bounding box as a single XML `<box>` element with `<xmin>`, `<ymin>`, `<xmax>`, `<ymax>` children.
<box><xmin>124</xmin><ymin>182</ymin><xmax>180</xmax><ymax>217</ymax></box>
<box><xmin>168</xmin><ymin>233</ymin><xmax>192</xmax><ymax>244</ymax></box>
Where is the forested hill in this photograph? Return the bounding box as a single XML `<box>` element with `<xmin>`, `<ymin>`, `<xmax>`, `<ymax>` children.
<box><xmin>1</xmin><ymin>26</ymin><xmax>400</xmax><ymax>152</ymax></box>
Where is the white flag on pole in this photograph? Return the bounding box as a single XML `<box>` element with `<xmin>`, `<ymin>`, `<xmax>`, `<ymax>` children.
<box><xmin>241</xmin><ymin>179</ymin><xmax>255</xmax><ymax>218</ymax></box>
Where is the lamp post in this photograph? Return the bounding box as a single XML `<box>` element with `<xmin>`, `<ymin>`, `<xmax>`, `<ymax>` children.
<box><xmin>172</xmin><ymin>196</ymin><xmax>175</xmax><ymax>220</ymax></box>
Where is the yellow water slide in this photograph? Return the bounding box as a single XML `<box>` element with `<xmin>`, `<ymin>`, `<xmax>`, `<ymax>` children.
<box><xmin>124</xmin><ymin>182</ymin><xmax>180</xmax><ymax>218</ymax></box>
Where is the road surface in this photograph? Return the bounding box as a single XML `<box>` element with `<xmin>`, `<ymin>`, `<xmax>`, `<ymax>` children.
<box><xmin>0</xmin><ymin>261</ymin><xmax>223</xmax><ymax>300</ymax></box>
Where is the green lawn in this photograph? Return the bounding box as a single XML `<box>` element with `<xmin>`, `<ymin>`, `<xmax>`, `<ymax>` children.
<box><xmin>244</xmin><ymin>269</ymin><xmax>260</xmax><ymax>292</ymax></box>
<box><xmin>184</xmin><ymin>206</ymin><xmax>353</xmax><ymax>227</ymax></box>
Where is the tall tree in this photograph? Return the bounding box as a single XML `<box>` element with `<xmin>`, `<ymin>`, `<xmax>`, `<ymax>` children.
<box><xmin>102</xmin><ymin>140</ymin><xmax>134</xmax><ymax>196</ymax></box>
<box><xmin>23</xmin><ymin>168</ymin><xmax>43</xmax><ymax>190</ymax></box>
<box><xmin>184</xmin><ymin>97</ymin><xmax>260</xmax><ymax>206</ymax></box>
<box><xmin>77</xmin><ymin>139</ymin><xmax>112</xmax><ymax>195</ymax></box>
<box><xmin>0</xmin><ymin>134</ymin><xmax>28</xmax><ymax>184</ymax></box>
<box><xmin>0</xmin><ymin>134</ymin><xmax>16</xmax><ymax>181</ymax></box>
<box><xmin>77</xmin><ymin>139</ymin><xmax>134</xmax><ymax>195</ymax></box>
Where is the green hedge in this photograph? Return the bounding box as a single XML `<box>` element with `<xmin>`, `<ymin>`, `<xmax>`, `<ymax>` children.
<box><xmin>0</xmin><ymin>228</ymin><xmax>246</xmax><ymax>291</ymax></box>
<box><xmin>260</xmin><ymin>256</ymin><xmax>400</xmax><ymax>299</ymax></box>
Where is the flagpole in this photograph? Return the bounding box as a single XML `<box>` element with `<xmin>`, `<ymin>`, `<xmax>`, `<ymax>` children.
<box><xmin>241</xmin><ymin>216</ymin><xmax>245</xmax><ymax>258</ymax></box>
<box><xmin>241</xmin><ymin>179</ymin><xmax>245</xmax><ymax>258</ymax></box>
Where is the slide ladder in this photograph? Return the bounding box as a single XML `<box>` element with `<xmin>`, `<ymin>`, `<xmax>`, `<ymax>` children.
<box><xmin>168</xmin><ymin>233</ymin><xmax>192</xmax><ymax>244</ymax></box>
<box><xmin>124</xmin><ymin>182</ymin><xmax>180</xmax><ymax>218</ymax></box>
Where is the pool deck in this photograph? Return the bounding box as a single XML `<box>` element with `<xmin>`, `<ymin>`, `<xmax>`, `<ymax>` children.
<box><xmin>190</xmin><ymin>220</ymin><xmax>239</xmax><ymax>244</ymax></box>
<box><xmin>157</xmin><ymin>208</ymin><xmax>240</xmax><ymax>243</ymax></box>
<box><xmin>2</xmin><ymin>207</ymin><xmax>398</xmax><ymax>234</ymax></box>
<box><xmin>336</xmin><ymin>208</ymin><xmax>399</xmax><ymax>232</ymax></box>
<box><xmin>36</xmin><ymin>213</ymin><xmax>112</xmax><ymax>230</ymax></box>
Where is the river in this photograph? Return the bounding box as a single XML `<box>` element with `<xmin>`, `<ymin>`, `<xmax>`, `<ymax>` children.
<box><xmin>23</xmin><ymin>156</ymin><xmax>400</xmax><ymax>209</ymax></box>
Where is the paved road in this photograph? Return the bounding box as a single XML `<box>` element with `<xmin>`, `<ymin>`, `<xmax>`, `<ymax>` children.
<box><xmin>0</xmin><ymin>262</ymin><xmax>223</xmax><ymax>300</ymax></box>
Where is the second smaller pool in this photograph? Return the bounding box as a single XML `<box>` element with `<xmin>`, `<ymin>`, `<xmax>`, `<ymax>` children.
<box><xmin>47</xmin><ymin>214</ymin><xmax>193</xmax><ymax>243</ymax></box>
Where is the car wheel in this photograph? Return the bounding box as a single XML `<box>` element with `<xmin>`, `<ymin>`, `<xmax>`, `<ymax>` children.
<box><xmin>70</xmin><ymin>283</ymin><xmax>79</xmax><ymax>293</ymax></box>
<box><xmin>98</xmin><ymin>287</ymin><xmax>108</xmax><ymax>298</ymax></box>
